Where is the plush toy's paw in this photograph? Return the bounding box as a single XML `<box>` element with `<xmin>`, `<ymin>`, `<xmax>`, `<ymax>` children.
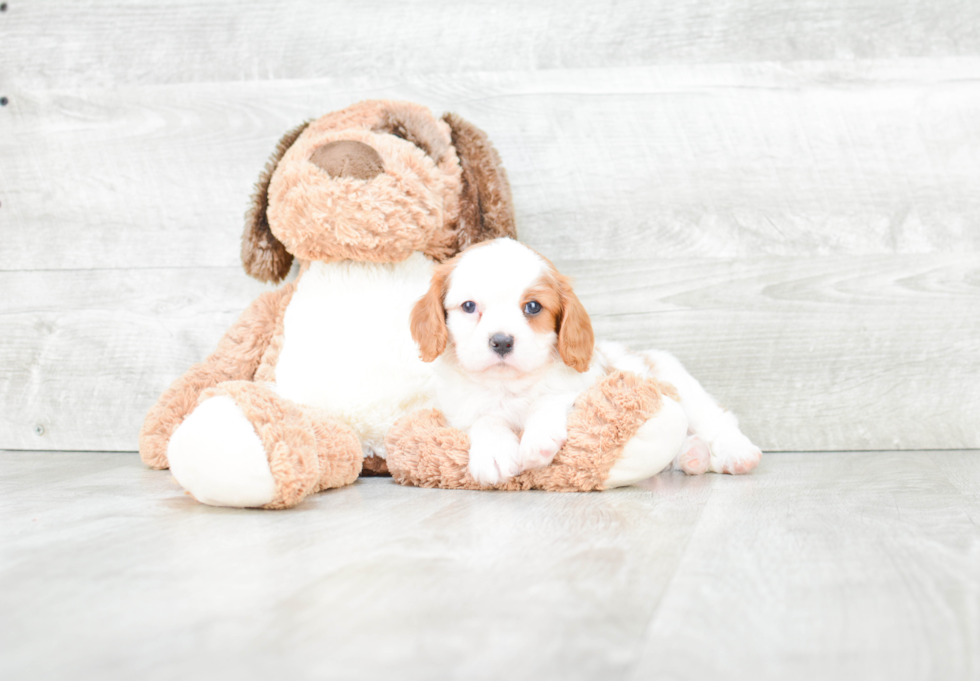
<box><xmin>603</xmin><ymin>396</ymin><xmax>688</xmax><ymax>488</ymax></box>
<box><xmin>385</xmin><ymin>409</ymin><xmax>485</xmax><ymax>490</ymax></box>
<box><xmin>709</xmin><ymin>430</ymin><xmax>763</xmax><ymax>475</ymax></box>
<box><xmin>169</xmin><ymin>394</ymin><xmax>278</xmax><ymax>508</ymax></box>
<box><xmin>674</xmin><ymin>434</ymin><xmax>711</xmax><ymax>475</ymax></box>
<box><xmin>386</xmin><ymin>371</ymin><xmax>688</xmax><ymax>493</ymax></box>
<box><xmin>519</xmin><ymin>423</ymin><xmax>567</xmax><ymax>472</ymax></box>
<box><xmin>469</xmin><ymin>433</ymin><xmax>522</xmax><ymax>485</ymax></box>
<box><xmin>168</xmin><ymin>381</ymin><xmax>361</xmax><ymax>509</ymax></box>
<box><xmin>537</xmin><ymin>370</ymin><xmax>686</xmax><ymax>491</ymax></box>
<box><xmin>139</xmin><ymin>362</ymin><xmax>222</xmax><ymax>470</ymax></box>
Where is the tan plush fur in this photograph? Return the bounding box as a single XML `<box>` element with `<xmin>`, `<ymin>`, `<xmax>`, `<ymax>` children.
<box><xmin>385</xmin><ymin>371</ymin><xmax>678</xmax><ymax>492</ymax></box>
<box><xmin>139</xmin><ymin>284</ymin><xmax>295</xmax><ymax>469</ymax></box>
<box><xmin>199</xmin><ymin>381</ymin><xmax>362</xmax><ymax>508</ymax></box>
<box><xmin>140</xmin><ymin>99</ymin><xmax>531</xmax><ymax>508</ymax></box>
<box><xmin>142</xmin><ymin>98</ymin><xmax>671</xmax><ymax>508</ymax></box>
<box><xmin>267</xmin><ymin>101</ymin><xmax>466</xmax><ymax>265</ymax></box>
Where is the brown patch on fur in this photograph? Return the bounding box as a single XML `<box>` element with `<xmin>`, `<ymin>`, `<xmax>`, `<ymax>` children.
<box><xmin>385</xmin><ymin>371</ymin><xmax>673</xmax><ymax>492</ymax></box>
<box><xmin>139</xmin><ymin>285</ymin><xmax>295</xmax><ymax>469</ymax></box>
<box><xmin>410</xmin><ymin>260</ymin><xmax>454</xmax><ymax>362</ymax></box>
<box><xmin>360</xmin><ymin>454</ymin><xmax>391</xmax><ymax>476</ymax></box>
<box><xmin>242</xmin><ymin>120</ymin><xmax>309</xmax><ymax>283</ymax></box>
<box><xmin>310</xmin><ymin>140</ymin><xmax>384</xmax><ymax>180</ymax></box>
<box><xmin>555</xmin><ymin>273</ymin><xmax>594</xmax><ymax>372</ymax></box>
<box><xmin>515</xmin><ymin>247</ymin><xmax>594</xmax><ymax>372</ymax></box>
<box><xmin>522</xmin><ymin>279</ymin><xmax>562</xmax><ymax>335</ymax></box>
<box><xmin>442</xmin><ymin>113</ymin><xmax>517</xmax><ymax>254</ymax></box>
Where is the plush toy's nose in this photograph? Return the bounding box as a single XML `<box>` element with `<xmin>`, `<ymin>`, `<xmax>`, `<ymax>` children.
<box><xmin>489</xmin><ymin>333</ymin><xmax>515</xmax><ymax>357</ymax></box>
<box><xmin>310</xmin><ymin>140</ymin><xmax>384</xmax><ymax>180</ymax></box>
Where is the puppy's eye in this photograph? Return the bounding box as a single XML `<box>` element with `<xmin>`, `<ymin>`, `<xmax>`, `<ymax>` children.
<box><xmin>523</xmin><ymin>301</ymin><xmax>542</xmax><ymax>316</ymax></box>
<box><xmin>461</xmin><ymin>301</ymin><xmax>477</xmax><ymax>313</ymax></box>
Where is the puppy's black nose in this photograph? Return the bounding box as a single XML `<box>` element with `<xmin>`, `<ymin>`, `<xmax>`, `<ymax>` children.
<box><xmin>489</xmin><ymin>333</ymin><xmax>515</xmax><ymax>356</ymax></box>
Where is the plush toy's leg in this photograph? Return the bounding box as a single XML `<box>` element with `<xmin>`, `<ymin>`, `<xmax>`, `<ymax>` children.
<box><xmin>385</xmin><ymin>371</ymin><xmax>684</xmax><ymax>492</ymax></box>
<box><xmin>642</xmin><ymin>350</ymin><xmax>763</xmax><ymax>475</ymax></box>
<box><xmin>168</xmin><ymin>381</ymin><xmax>361</xmax><ymax>509</ymax></box>
<box><xmin>602</xmin><ymin>396</ymin><xmax>688</xmax><ymax>488</ymax></box>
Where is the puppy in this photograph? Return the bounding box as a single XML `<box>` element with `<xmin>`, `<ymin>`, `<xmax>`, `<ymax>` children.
<box><xmin>410</xmin><ymin>238</ymin><xmax>762</xmax><ymax>485</ymax></box>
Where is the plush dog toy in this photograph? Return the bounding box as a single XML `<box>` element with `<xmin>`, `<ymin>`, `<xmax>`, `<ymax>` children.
<box><xmin>139</xmin><ymin>99</ymin><xmax>701</xmax><ymax>509</ymax></box>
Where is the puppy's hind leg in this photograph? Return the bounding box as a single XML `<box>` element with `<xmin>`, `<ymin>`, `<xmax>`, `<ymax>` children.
<box><xmin>642</xmin><ymin>350</ymin><xmax>762</xmax><ymax>475</ymax></box>
<box><xmin>672</xmin><ymin>433</ymin><xmax>711</xmax><ymax>475</ymax></box>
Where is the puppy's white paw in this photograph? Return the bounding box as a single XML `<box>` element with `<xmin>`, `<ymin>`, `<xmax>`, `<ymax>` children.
<box><xmin>468</xmin><ymin>435</ymin><xmax>522</xmax><ymax>486</ymax></box>
<box><xmin>519</xmin><ymin>424</ymin><xmax>567</xmax><ymax>472</ymax></box>
<box><xmin>709</xmin><ymin>430</ymin><xmax>763</xmax><ymax>475</ymax></box>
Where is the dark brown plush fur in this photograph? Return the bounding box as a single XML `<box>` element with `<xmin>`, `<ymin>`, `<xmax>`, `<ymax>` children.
<box><xmin>376</xmin><ymin>107</ymin><xmax>451</xmax><ymax>164</ymax></box>
<box><xmin>242</xmin><ymin>121</ymin><xmax>310</xmax><ymax>283</ymax></box>
<box><xmin>442</xmin><ymin>113</ymin><xmax>517</xmax><ymax>253</ymax></box>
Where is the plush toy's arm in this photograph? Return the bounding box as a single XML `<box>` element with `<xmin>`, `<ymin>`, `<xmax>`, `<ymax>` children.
<box><xmin>386</xmin><ymin>371</ymin><xmax>679</xmax><ymax>492</ymax></box>
<box><xmin>138</xmin><ymin>284</ymin><xmax>294</xmax><ymax>469</ymax></box>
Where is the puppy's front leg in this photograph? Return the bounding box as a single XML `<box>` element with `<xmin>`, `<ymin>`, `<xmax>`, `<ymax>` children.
<box><xmin>468</xmin><ymin>416</ymin><xmax>522</xmax><ymax>486</ymax></box>
<box><xmin>644</xmin><ymin>350</ymin><xmax>762</xmax><ymax>475</ymax></box>
<box><xmin>519</xmin><ymin>393</ymin><xmax>577</xmax><ymax>472</ymax></box>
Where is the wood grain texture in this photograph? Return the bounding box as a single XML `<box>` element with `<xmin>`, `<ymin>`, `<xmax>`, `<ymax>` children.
<box><xmin>2</xmin><ymin>4</ymin><xmax>979</xmax><ymax>456</ymax></box>
<box><xmin>2</xmin><ymin>61</ymin><xmax>979</xmax><ymax>271</ymax></box>
<box><xmin>2</xmin><ymin>254</ymin><xmax>977</xmax><ymax>452</ymax></box>
<box><xmin>2</xmin><ymin>1</ymin><xmax>979</xmax><ymax>89</ymax></box>
<box><xmin>630</xmin><ymin>451</ymin><xmax>980</xmax><ymax>681</ymax></box>
<box><xmin>1</xmin><ymin>450</ymin><xmax>978</xmax><ymax>680</ymax></box>
<box><xmin>0</xmin><ymin>267</ymin><xmax>276</xmax><ymax>451</ymax></box>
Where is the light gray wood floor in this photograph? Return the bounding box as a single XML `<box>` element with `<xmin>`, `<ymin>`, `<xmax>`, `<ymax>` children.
<box><xmin>2</xmin><ymin>451</ymin><xmax>978</xmax><ymax>680</ymax></box>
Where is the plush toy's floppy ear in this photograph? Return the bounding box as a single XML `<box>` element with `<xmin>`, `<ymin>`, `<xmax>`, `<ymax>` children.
<box><xmin>556</xmin><ymin>273</ymin><xmax>594</xmax><ymax>373</ymax></box>
<box><xmin>242</xmin><ymin>121</ymin><xmax>310</xmax><ymax>283</ymax></box>
<box><xmin>410</xmin><ymin>261</ymin><xmax>453</xmax><ymax>362</ymax></box>
<box><xmin>442</xmin><ymin>113</ymin><xmax>517</xmax><ymax>253</ymax></box>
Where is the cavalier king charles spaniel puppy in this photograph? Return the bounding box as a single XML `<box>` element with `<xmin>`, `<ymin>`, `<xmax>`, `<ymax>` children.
<box><xmin>410</xmin><ymin>238</ymin><xmax>762</xmax><ymax>486</ymax></box>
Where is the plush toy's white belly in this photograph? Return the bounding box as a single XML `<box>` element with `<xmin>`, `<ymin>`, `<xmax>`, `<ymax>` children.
<box><xmin>274</xmin><ymin>253</ymin><xmax>435</xmax><ymax>457</ymax></box>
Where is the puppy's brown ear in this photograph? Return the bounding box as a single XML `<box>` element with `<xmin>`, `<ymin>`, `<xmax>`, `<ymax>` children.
<box><xmin>410</xmin><ymin>262</ymin><xmax>453</xmax><ymax>362</ymax></box>
<box><xmin>556</xmin><ymin>274</ymin><xmax>594</xmax><ymax>373</ymax></box>
<box><xmin>242</xmin><ymin>121</ymin><xmax>310</xmax><ymax>283</ymax></box>
<box><xmin>442</xmin><ymin>112</ymin><xmax>517</xmax><ymax>254</ymax></box>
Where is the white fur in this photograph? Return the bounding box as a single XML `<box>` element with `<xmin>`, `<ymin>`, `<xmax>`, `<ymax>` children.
<box><xmin>639</xmin><ymin>348</ymin><xmax>763</xmax><ymax>474</ymax></box>
<box><xmin>168</xmin><ymin>396</ymin><xmax>278</xmax><ymax>507</ymax></box>
<box><xmin>431</xmin><ymin>238</ymin><xmax>762</xmax><ymax>486</ymax></box>
<box><xmin>275</xmin><ymin>253</ymin><xmax>436</xmax><ymax>458</ymax></box>
<box><xmin>434</xmin><ymin>240</ymin><xmax>601</xmax><ymax>483</ymax></box>
<box><xmin>444</xmin><ymin>240</ymin><xmax>558</xmax><ymax>376</ymax></box>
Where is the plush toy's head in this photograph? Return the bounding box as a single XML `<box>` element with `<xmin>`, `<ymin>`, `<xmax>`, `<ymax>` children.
<box><xmin>242</xmin><ymin>100</ymin><xmax>517</xmax><ymax>282</ymax></box>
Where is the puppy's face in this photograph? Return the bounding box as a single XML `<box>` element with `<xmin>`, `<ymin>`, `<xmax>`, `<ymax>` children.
<box><xmin>411</xmin><ymin>239</ymin><xmax>594</xmax><ymax>376</ymax></box>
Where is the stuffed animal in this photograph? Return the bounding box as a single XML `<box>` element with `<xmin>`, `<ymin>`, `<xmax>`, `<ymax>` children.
<box><xmin>139</xmin><ymin>99</ymin><xmax>699</xmax><ymax>509</ymax></box>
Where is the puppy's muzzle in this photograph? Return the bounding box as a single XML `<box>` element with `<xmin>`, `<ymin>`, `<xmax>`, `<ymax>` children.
<box><xmin>489</xmin><ymin>333</ymin><xmax>515</xmax><ymax>357</ymax></box>
<box><xmin>310</xmin><ymin>140</ymin><xmax>384</xmax><ymax>180</ymax></box>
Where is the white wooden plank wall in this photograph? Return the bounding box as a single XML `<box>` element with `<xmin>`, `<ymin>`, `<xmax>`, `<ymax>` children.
<box><xmin>1</xmin><ymin>1</ymin><xmax>978</xmax><ymax>452</ymax></box>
